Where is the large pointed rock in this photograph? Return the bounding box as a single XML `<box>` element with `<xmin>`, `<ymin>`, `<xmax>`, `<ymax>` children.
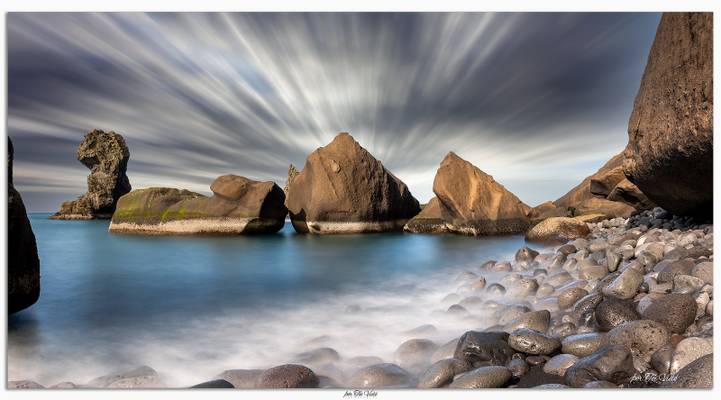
<box><xmin>8</xmin><ymin>137</ymin><xmax>40</xmax><ymax>314</ymax></box>
<box><xmin>109</xmin><ymin>175</ymin><xmax>287</xmax><ymax>234</ymax></box>
<box><xmin>51</xmin><ymin>129</ymin><xmax>131</xmax><ymax>219</ymax></box>
<box><xmin>284</xmin><ymin>132</ymin><xmax>420</xmax><ymax>234</ymax></box>
<box><xmin>623</xmin><ymin>12</ymin><xmax>713</xmax><ymax>220</ymax></box>
<box><xmin>405</xmin><ymin>152</ymin><xmax>530</xmax><ymax>235</ymax></box>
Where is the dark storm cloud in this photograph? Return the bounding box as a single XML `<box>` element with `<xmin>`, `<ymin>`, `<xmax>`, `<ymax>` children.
<box><xmin>7</xmin><ymin>12</ymin><xmax>660</xmax><ymax>211</ymax></box>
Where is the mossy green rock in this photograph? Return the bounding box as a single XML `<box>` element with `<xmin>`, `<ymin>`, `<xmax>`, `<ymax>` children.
<box><xmin>110</xmin><ymin>175</ymin><xmax>287</xmax><ymax>235</ymax></box>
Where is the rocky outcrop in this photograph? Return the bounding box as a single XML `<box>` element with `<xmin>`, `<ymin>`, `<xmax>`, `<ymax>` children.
<box><xmin>623</xmin><ymin>13</ymin><xmax>713</xmax><ymax>220</ymax></box>
<box><xmin>51</xmin><ymin>129</ymin><xmax>131</xmax><ymax>219</ymax></box>
<box><xmin>528</xmin><ymin>152</ymin><xmax>651</xmax><ymax>224</ymax></box>
<box><xmin>284</xmin><ymin>132</ymin><xmax>420</xmax><ymax>234</ymax></box>
<box><xmin>109</xmin><ymin>174</ymin><xmax>287</xmax><ymax>235</ymax></box>
<box><xmin>404</xmin><ymin>152</ymin><xmax>530</xmax><ymax>235</ymax></box>
<box><xmin>8</xmin><ymin>138</ymin><xmax>40</xmax><ymax>314</ymax></box>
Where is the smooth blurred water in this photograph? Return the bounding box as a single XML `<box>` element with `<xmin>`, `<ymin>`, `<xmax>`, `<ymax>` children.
<box><xmin>8</xmin><ymin>213</ymin><xmax>527</xmax><ymax>386</ymax></box>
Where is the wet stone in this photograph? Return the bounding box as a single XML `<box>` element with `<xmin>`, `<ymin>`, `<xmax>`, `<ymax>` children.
<box><xmin>508</xmin><ymin>328</ymin><xmax>561</xmax><ymax>355</ymax></box>
<box><xmin>255</xmin><ymin>364</ymin><xmax>319</xmax><ymax>389</ymax></box>
<box><xmin>348</xmin><ymin>363</ymin><xmax>412</xmax><ymax>389</ymax></box>
<box><xmin>543</xmin><ymin>354</ymin><xmax>578</xmax><ymax>376</ymax></box>
<box><xmin>640</xmin><ymin>293</ymin><xmax>697</xmax><ymax>334</ymax></box>
<box><xmin>454</xmin><ymin>331</ymin><xmax>514</xmax><ymax>367</ymax></box>
<box><xmin>561</xmin><ymin>332</ymin><xmax>605</xmax><ymax>357</ymax></box>
<box><xmin>594</xmin><ymin>298</ymin><xmax>640</xmax><ymax>332</ymax></box>
<box><xmin>448</xmin><ymin>366</ymin><xmax>512</xmax><ymax>388</ymax></box>
<box><xmin>416</xmin><ymin>358</ymin><xmax>470</xmax><ymax>388</ymax></box>
<box><xmin>563</xmin><ymin>345</ymin><xmax>636</xmax><ymax>387</ymax></box>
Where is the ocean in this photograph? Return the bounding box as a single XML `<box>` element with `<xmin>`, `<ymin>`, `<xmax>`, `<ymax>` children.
<box><xmin>8</xmin><ymin>214</ymin><xmax>529</xmax><ymax>386</ymax></box>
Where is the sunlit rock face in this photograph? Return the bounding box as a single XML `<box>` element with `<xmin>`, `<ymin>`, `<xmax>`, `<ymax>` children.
<box><xmin>8</xmin><ymin>137</ymin><xmax>40</xmax><ymax>314</ymax></box>
<box><xmin>51</xmin><ymin>129</ymin><xmax>131</xmax><ymax>220</ymax></box>
<box><xmin>405</xmin><ymin>152</ymin><xmax>530</xmax><ymax>236</ymax></box>
<box><xmin>623</xmin><ymin>12</ymin><xmax>713</xmax><ymax>220</ymax></box>
<box><xmin>109</xmin><ymin>175</ymin><xmax>287</xmax><ymax>235</ymax></box>
<box><xmin>528</xmin><ymin>152</ymin><xmax>651</xmax><ymax>224</ymax></box>
<box><xmin>285</xmin><ymin>132</ymin><xmax>421</xmax><ymax>234</ymax></box>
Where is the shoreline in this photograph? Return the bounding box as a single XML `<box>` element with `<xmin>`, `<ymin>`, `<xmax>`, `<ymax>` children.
<box><xmin>9</xmin><ymin>207</ymin><xmax>713</xmax><ymax>389</ymax></box>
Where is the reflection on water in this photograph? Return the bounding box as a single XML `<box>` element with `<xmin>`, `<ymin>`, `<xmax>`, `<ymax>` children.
<box><xmin>8</xmin><ymin>214</ymin><xmax>528</xmax><ymax>386</ymax></box>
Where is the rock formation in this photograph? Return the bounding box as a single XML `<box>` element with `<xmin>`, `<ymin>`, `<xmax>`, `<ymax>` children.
<box><xmin>404</xmin><ymin>152</ymin><xmax>530</xmax><ymax>235</ymax></box>
<box><xmin>284</xmin><ymin>164</ymin><xmax>299</xmax><ymax>195</ymax></box>
<box><xmin>623</xmin><ymin>12</ymin><xmax>713</xmax><ymax>220</ymax></box>
<box><xmin>8</xmin><ymin>137</ymin><xmax>40</xmax><ymax>314</ymax></box>
<box><xmin>51</xmin><ymin>129</ymin><xmax>131</xmax><ymax>219</ymax></box>
<box><xmin>284</xmin><ymin>132</ymin><xmax>421</xmax><ymax>234</ymax></box>
<box><xmin>528</xmin><ymin>152</ymin><xmax>652</xmax><ymax>225</ymax></box>
<box><xmin>109</xmin><ymin>174</ymin><xmax>287</xmax><ymax>234</ymax></box>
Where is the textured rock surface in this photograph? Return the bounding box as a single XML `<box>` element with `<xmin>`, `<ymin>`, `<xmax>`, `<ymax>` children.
<box><xmin>285</xmin><ymin>132</ymin><xmax>420</xmax><ymax>234</ymax></box>
<box><xmin>404</xmin><ymin>152</ymin><xmax>530</xmax><ymax>235</ymax></box>
<box><xmin>640</xmin><ymin>293</ymin><xmax>697</xmax><ymax>334</ymax></box>
<box><xmin>525</xmin><ymin>217</ymin><xmax>590</xmax><ymax>243</ymax></box>
<box><xmin>623</xmin><ymin>13</ymin><xmax>713</xmax><ymax>219</ymax></box>
<box><xmin>109</xmin><ymin>175</ymin><xmax>287</xmax><ymax>235</ymax></box>
<box><xmin>564</xmin><ymin>345</ymin><xmax>636</xmax><ymax>387</ymax></box>
<box><xmin>347</xmin><ymin>363</ymin><xmax>413</xmax><ymax>388</ymax></box>
<box><xmin>454</xmin><ymin>331</ymin><xmax>514</xmax><ymax>367</ymax></box>
<box><xmin>448</xmin><ymin>366</ymin><xmax>512</xmax><ymax>388</ymax></box>
<box><xmin>553</xmin><ymin>152</ymin><xmax>648</xmax><ymax>218</ymax></box>
<box><xmin>255</xmin><ymin>364</ymin><xmax>319</xmax><ymax>388</ymax></box>
<box><xmin>8</xmin><ymin>137</ymin><xmax>40</xmax><ymax>314</ymax></box>
<box><xmin>51</xmin><ymin>129</ymin><xmax>131</xmax><ymax>219</ymax></box>
<box><xmin>667</xmin><ymin>353</ymin><xmax>713</xmax><ymax>388</ymax></box>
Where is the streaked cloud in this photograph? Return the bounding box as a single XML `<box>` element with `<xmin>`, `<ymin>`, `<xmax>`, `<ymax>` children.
<box><xmin>8</xmin><ymin>12</ymin><xmax>660</xmax><ymax>211</ymax></box>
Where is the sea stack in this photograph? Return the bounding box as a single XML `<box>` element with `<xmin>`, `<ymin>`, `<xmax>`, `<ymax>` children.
<box><xmin>8</xmin><ymin>137</ymin><xmax>40</xmax><ymax>314</ymax></box>
<box><xmin>51</xmin><ymin>129</ymin><xmax>131</xmax><ymax>219</ymax></box>
<box><xmin>623</xmin><ymin>12</ymin><xmax>713</xmax><ymax>220</ymax></box>
<box><xmin>404</xmin><ymin>152</ymin><xmax>530</xmax><ymax>235</ymax></box>
<box><xmin>284</xmin><ymin>132</ymin><xmax>421</xmax><ymax>234</ymax></box>
<box><xmin>109</xmin><ymin>175</ymin><xmax>287</xmax><ymax>235</ymax></box>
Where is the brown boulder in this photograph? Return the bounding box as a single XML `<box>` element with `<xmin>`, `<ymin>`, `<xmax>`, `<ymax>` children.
<box><xmin>405</xmin><ymin>152</ymin><xmax>530</xmax><ymax>235</ymax></box>
<box><xmin>8</xmin><ymin>138</ymin><xmax>40</xmax><ymax>314</ymax></box>
<box><xmin>51</xmin><ymin>129</ymin><xmax>131</xmax><ymax>219</ymax></box>
<box><xmin>525</xmin><ymin>217</ymin><xmax>590</xmax><ymax>244</ymax></box>
<box><xmin>285</xmin><ymin>132</ymin><xmax>420</xmax><ymax>234</ymax></box>
<box><xmin>527</xmin><ymin>201</ymin><xmax>569</xmax><ymax>226</ymax></box>
<box><xmin>109</xmin><ymin>175</ymin><xmax>287</xmax><ymax>234</ymax></box>
<box><xmin>623</xmin><ymin>13</ymin><xmax>713</xmax><ymax>219</ymax></box>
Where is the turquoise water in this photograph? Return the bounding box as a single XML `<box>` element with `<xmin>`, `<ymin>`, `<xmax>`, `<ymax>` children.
<box><xmin>8</xmin><ymin>214</ymin><xmax>527</xmax><ymax>386</ymax></box>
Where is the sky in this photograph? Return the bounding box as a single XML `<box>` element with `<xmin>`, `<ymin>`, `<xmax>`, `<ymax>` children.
<box><xmin>7</xmin><ymin>12</ymin><xmax>661</xmax><ymax>212</ymax></box>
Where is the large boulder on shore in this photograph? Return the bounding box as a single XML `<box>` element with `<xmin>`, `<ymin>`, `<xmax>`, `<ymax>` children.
<box><xmin>404</xmin><ymin>152</ymin><xmax>530</xmax><ymax>235</ymax></box>
<box><xmin>109</xmin><ymin>175</ymin><xmax>287</xmax><ymax>234</ymax></box>
<box><xmin>51</xmin><ymin>129</ymin><xmax>131</xmax><ymax>220</ymax></box>
<box><xmin>525</xmin><ymin>217</ymin><xmax>590</xmax><ymax>243</ymax></box>
<box><xmin>623</xmin><ymin>12</ymin><xmax>713</xmax><ymax>220</ymax></box>
<box><xmin>8</xmin><ymin>138</ymin><xmax>40</xmax><ymax>314</ymax></box>
<box><xmin>285</xmin><ymin>132</ymin><xmax>420</xmax><ymax>234</ymax></box>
